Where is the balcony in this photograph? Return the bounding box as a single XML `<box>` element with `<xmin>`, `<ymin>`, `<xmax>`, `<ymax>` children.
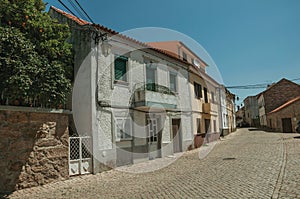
<box><xmin>133</xmin><ymin>83</ymin><xmax>177</xmax><ymax>110</ymax></box>
<box><xmin>202</xmin><ymin>103</ymin><xmax>211</xmax><ymax>114</ymax></box>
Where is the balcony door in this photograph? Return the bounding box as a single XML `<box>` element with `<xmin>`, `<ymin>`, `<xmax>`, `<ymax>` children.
<box><xmin>204</xmin><ymin>87</ymin><xmax>209</xmax><ymax>103</ymax></box>
<box><xmin>146</xmin><ymin>62</ymin><xmax>157</xmax><ymax>91</ymax></box>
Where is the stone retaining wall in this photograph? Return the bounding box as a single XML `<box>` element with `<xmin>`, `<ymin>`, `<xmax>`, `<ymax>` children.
<box><xmin>0</xmin><ymin>107</ymin><xmax>70</xmax><ymax>193</ymax></box>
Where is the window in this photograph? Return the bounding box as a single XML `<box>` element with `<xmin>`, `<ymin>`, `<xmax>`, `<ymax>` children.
<box><xmin>147</xmin><ymin>118</ymin><xmax>158</xmax><ymax>142</ymax></box>
<box><xmin>146</xmin><ymin>61</ymin><xmax>157</xmax><ymax>91</ymax></box>
<box><xmin>194</xmin><ymin>82</ymin><xmax>202</xmax><ymax>99</ymax></box>
<box><xmin>115</xmin><ymin>118</ymin><xmax>132</xmax><ymax>141</ymax></box>
<box><xmin>197</xmin><ymin>118</ymin><xmax>201</xmax><ymax>134</ymax></box>
<box><xmin>169</xmin><ymin>72</ymin><xmax>177</xmax><ymax>92</ymax></box>
<box><xmin>204</xmin><ymin>87</ymin><xmax>209</xmax><ymax>103</ymax></box>
<box><xmin>211</xmin><ymin>91</ymin><xmax>215</xmax><ymax>103</ymax></box>
<box><xmin>182</xmin><ymin>51</ymin><xmax>187</xmax><ymax>61</ymax></box>
<box><xmin>213</xmin><ymin>120</ymin><xmax>217</xmax><ymax>133</ymax></box>
<box><xmin>114</xmin><ymin>56</ymin><xmax>128</xmax><ymax>82</ymax></box>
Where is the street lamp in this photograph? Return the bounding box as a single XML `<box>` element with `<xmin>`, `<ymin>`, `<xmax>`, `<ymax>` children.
<box><xmin>92</xmin><ymin>30</ymin><xmax>111</xmax><ymax>57</ymax></box>
<box><xmin>101</xmin><ymin>39</ymin><xmax>111</xmax><ymax>57</ymax></box>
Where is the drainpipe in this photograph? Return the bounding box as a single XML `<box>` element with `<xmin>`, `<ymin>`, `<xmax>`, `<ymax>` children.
<box><xmin>91</xmin><ymin>35</ymin><xmax>99</xmax><ymax>174</ymax></box>
<box><xmin>187</xmin><ymin>65</ymin><xmax>195</xmax><ymax>148</ymax></box>
<box><xmin>218</xmin><ymin>86</ymin><xmax>223</xmax><ymax>137</ymax></box>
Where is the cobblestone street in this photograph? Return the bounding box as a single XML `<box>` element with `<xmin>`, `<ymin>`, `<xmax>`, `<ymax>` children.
<box><xmin>4</xmin><ymin>128</ymin><xmax>300</xmax><ymax>199</ymax></box>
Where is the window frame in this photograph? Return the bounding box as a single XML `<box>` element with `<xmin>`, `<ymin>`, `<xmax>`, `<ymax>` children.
<box><xmin>196</xmin><ymin>118</ymin><xmax>201</xmax><ymax>134</ymax></box>
<box><xmin>182</xmin><ymin>51</ymin><xmax>187</xmax><ymax>61</ymax></box>
<box><xmin>145</xmin><ymin>60</ymin><xmax>157</xmax><ymax>92</ymax></box>
<box><xmin>169</xmin><ymin>72</ymin><xmax>177</xmax><ymax>93</ymax></box>
<box><xmin>115</xmin><ymin>117</ymin><xmax>133</xmax><ymax>142</ymax></box>
<box><xmin>211</xmin><ymin>91</ymin><xmax>215</xmax><ymax>103</ymax></box>
<box><xmin>114</xmin><ymin>55</ymin><xmax>128</xmax><ymax>84</ymax></box>
<box><xmin>194</xmin><ymin>82</ymin><xmax>202</xmax><ymax>99</ymax></box>
<box><xmin>213</xmin><ymin>120</ymin><xmax>217</xmax><ymax>133</ymax></box>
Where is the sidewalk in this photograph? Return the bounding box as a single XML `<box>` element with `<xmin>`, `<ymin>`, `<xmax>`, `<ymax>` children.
<box><xmin>117</xmin><ymin>139</ymin><xmax>220</xmax><ymax>173</ymax></box>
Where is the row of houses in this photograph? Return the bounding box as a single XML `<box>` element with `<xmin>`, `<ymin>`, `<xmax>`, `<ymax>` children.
<box><xmin>49</xmin><ymin>7</ymin><xmax>236</xmax><ymax>175</ymax></box>
<box><xmin>237</xmin><ymin>78</ymin><xmax>300</xmax><ymax>132</ymax></box>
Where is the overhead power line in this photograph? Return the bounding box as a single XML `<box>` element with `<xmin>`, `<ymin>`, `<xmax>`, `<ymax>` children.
<box><xmin>226</xmin><ymin>83</ymin><xmax>269</xmax><ymax>89</ymax></box>
<box><xmin>73</xmin><ymin>0</ymin><xmax>94</xmax><ymax>23</ymax></box>
<box><xmin>226</xmin><ymin>77</ymin><xmax>300</xmax><ymax>90</ymax></box>
<box><xmin>67</xmin><ymin>0</ymin><xmax>88</xmax><ymax>21</ymax></box>
<box><xmin>57</xmin><ymin>0</ymin><xmax>94</xmax><ymax>23</ymax></box>
<box><xmin>57</xmin><ymin>0</ymin><xmax>78</xmax><ymax>18</ymax></box>
<box><xmin>291</xmin><ymin>77</ymin><xmax>300</xmax><ymax>81</ymax></box>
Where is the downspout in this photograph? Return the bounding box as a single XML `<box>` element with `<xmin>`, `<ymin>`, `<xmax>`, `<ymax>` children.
<box><xmin>218</xmin><ymin>86</ymin><xmax>223</xmax><ymax>137</ymax></box>
<box><xmin>91</xmin><ymin>33</ymin><xmax>99</xmax><ymax>174</ymax></box>
<box><xmin>187</xmin><ymin>65</ymin><xmax>195</xmax><ymax>148</ymax></box>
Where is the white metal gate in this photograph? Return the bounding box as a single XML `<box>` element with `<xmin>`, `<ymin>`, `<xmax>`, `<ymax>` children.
<box><xmin>69</xmin><ymin>136</ymin><xmax>92</xmax><ymax>176</ymax></box>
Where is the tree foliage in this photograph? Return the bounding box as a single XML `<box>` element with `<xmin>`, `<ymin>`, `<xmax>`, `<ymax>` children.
<box><xmin>0</xmin><ymin>0</ymin><xmax>73</xmax><ymax>108</ymax></box>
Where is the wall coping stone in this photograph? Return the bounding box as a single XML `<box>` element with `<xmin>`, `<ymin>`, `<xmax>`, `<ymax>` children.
<box><xmin>0</xmin><ymin>105</ymin><xmax>72</xmax><ymax>115</ymax></box>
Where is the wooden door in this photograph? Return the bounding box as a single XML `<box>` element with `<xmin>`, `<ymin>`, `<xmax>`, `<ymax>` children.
<box><xmin>172</xmin><ymin>119</ymin><xmax>181</xmax><ymax>153</ymax></box>
<box><xmin>282</xmin><ymin>118</ymin><xmax>292</xmax><ymax>133</ymax></box>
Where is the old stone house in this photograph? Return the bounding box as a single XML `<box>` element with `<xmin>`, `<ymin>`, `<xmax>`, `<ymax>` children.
<box><xmin>50</xmin><ymin>7</ymin><xmax>195</xmax><ymax>174</ymax></box>
<box><xmin>267</xmin><ymin>96</ymin><xmax>300</xmax><ymax>132</ymax></box>
<box><xmin>258</xmin><ymin>78</ymin><xmax>300</xmax><ymax>127</ymax></box>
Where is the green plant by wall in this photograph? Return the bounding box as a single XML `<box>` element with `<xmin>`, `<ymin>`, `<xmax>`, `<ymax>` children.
<box><xmin>0</xmin><ymin>0</ymin><xmax>73</xmax><ymax>108</ymax></box>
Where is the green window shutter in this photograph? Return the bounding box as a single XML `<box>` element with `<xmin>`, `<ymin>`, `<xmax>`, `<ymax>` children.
<box><xmin>170</xmin><ymin>73</ymin><xmax>177</xmax><ymax>92</ymax></box>
<box><xmin>114</xmin><ymin>57</ymin><xmax>127</xmax><ymax>81</ymax></box>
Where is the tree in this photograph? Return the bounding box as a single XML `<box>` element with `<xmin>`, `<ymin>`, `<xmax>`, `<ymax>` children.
<box><xmin>0</xmin><ymin>0</ymin><xmax>73</xmax><ymax>108</ymax></box>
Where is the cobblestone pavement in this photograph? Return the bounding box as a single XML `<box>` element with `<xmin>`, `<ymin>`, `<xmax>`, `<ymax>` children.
<box><xmin>3</xmin><ymin>128</ymin><xmax>300</xmax><ymax>199</ymax></box>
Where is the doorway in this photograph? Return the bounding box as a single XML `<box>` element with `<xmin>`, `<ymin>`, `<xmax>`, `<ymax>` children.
<box><xmin>205</xmin><ymin>119</ymin><xmax>211</xmax><ymax>134</ymax></box>
<box><xmin>172</xmin><ymin>119</ymin><xmax>182</xmax><ymax>153</ymax></box>
<box><xmin>147</xmin><ymin>116</ymin><xmax>161</xmax><ymax>159</ymax></box>
<box><xmin>282</xmin><ymin>118</ymin><xmax>292</xmax><ymax>133</ymax></box>
<box><xmin>204</xmin><ymin>87</ymin><xmax>209</xmax><ymax>103</ymax></box>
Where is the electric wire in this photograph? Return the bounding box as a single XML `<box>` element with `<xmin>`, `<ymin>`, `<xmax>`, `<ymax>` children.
<box><xmin>226</xmin><ymin>78</ymin><xmax>300</xmax><ymax>90</ymax></box>
<box><xmin>73</xmin><ymin>0</ymin><xmax>94</xmax><ymax>23</ymax></box>
<box><xmin>66</xmin><ymin>0</ymin><xmax>89</xmax><ymax>21</ymax></box>
<box><xmin>57</xmin><ymin>0</ymin><xmax>79</xmax><ymax>18</ymax></box>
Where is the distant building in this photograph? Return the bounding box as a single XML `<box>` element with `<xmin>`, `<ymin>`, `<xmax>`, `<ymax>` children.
<box><xmin>244</xmin><ymin>95</ymin><xmax>259</xmax><ymax>127</ymax></box>
<box><xmin>257</xmin><ymin>78</ymin><xmax>300</xmax><ymax>127</ymax></box>
<box><xmin>267</xmin><ymin>96</ymin><xmax>300</xmax><ymax>132</ymax></box>
<box><xmin>225</xmin><ymin>88</ymin><xmax>236</xmax><ymax>134</ymax></box>
<box><xmin>236</xmin><ymin>106</ymin><xmax>245</xmax><ymax>127</ymax></box>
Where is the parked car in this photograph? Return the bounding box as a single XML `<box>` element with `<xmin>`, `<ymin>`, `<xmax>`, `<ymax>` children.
<box><xmin>296</xmin><ymin>121</ymin><xmax>300</xmax><ymax>133</ymax></box>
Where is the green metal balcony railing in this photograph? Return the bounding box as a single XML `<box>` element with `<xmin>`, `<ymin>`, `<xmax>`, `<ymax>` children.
<box><xmin>136</xmin><ymin>83</ymin><xmax>176</xmax><ymax>96</ymax></box>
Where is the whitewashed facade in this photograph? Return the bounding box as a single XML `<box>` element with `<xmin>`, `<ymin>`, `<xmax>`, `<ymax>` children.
<box><xmin>50</xmin><ymin>7</ymin><xmax>193</xmax><ymax>172</ymax></box>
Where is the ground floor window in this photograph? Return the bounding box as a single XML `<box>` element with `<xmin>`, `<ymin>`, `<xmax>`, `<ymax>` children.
<box><xmin>196</xmin><ymin>118</ymin><xmax>201</xmax><ymax>134</ymax></box>
<box><xmin>213</xmin><ymin>120</ymin><xmax>217</xmax><ymax>132</ymax></box>
<box><xmin>115</xmin><ymin>117</ymin><xmax>132</xmax><ymax>141</ymax></box>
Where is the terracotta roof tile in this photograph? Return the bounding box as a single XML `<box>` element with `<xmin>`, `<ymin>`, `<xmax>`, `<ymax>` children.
<box><xmin>50</xmin><ymin>6</ymin><xmax>193</xmax><ymax>67</ymax></box>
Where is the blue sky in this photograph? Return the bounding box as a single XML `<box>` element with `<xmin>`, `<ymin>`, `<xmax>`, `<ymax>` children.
<box><xmin>45</xmin><ymin>0</ymin><xmax>300</xmax><ymax>105</ymax></box>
